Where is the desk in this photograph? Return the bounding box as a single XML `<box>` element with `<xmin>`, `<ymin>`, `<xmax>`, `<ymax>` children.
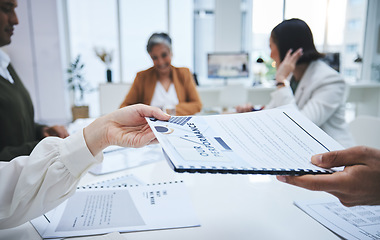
<box><xmin>1</xmin><ymin>157</ymin><xmax>341</xmax><ymax>240</ymax></box>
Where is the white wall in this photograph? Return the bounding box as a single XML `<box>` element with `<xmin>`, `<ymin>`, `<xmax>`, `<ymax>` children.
<box><xmin>4</xmin><ymin>0</ymin><xmax>70</xmax><ymax>125</ymax></box>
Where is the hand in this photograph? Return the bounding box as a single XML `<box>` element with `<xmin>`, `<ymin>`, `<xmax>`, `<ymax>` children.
<box><xmin>42</xmin><ymin>125</ymin><xmax>69</xmax><ymax>138</ymax></box>
<box><xmin>275</xmin><ymin>48</ymin><xmax>303</xmax><ymax>85</ymax></box>
<box><xmin>84</xmin><ymin>104</ymin><xmax>171</xmax><ymax>156</ymax></box>
<box><xmin>276</xmin><ymin>146</ymin><xmax>380</xmax><ymax>206</ymax></box>
<box><xmin>236</xmin><ymin>103</ymin><xmax>254</xmax><ymax>113</ymax></box>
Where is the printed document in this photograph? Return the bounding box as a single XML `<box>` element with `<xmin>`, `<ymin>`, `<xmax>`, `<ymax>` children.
<box><xmin>31</xmin><ymin>181</ymin><xmax>199</xmax><ymax>238</ymax></box>
<box><xmin>147</xmin><ymin>108</ymin><xmax>344</xmax><ymax>174</ymax></box>
<box><xmin>295</xmin><ymin>199</ymin><xmax>380</xmax><ymax>240</ymax></box>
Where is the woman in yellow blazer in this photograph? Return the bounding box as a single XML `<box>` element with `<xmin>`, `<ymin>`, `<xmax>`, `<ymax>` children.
<box><xmin>120</xmin><ymin>33</ymin><xmax>202</xmax><ymax>115</ymax></box>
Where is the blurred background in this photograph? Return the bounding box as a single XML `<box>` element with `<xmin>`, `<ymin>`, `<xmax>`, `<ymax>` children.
<box><xmin>4</xmin><ymin>0</ymin><xmax>379</xmax><ymax>125</ymax></box>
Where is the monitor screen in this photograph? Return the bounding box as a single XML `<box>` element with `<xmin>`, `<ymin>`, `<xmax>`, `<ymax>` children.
<box><xmin>208</xmin><ymin>52</ymin><xmax>249</xmax><ymax>79</ymax></box>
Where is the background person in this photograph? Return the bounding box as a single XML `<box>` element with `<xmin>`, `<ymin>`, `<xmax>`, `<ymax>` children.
<box><xmin>0</xmin><ymin>0</ymin><xmax>69</xmax><ymax>161</ymax></box>
<box><xmin>0</xmin><ymin>104</ymin><xmax>170</xmax><ymax>229</ymax></box>
<box><xmin>236</xmin><ymin>19</ymin><xmax>354</xmax><ymax>148</ymax></box>
<box><xmin>120</xmin><ymin>33</ymin><xmax>202</xmax><ymax>116</ymax></box>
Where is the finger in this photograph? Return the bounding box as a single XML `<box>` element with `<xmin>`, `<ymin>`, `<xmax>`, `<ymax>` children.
<box><xmin>276</xmin><ymin>173</ymin><xmax>342</xmax><ymax>192</ymax></box>
<box><xmin>283</xmin><ymin>49</ymin><xmax>293</xmax><ymax>60</ymax></box>
<box><xmin>55</xmin><ymin>127</ymin><xmax>69</xmax><ymax>138</ymax></box>
<box><xmin>136</xmin><ymin>104</ymin><xmax>171</xmax><ymax>121</ymax></box>
<box><xmin>311</xmin><ymin>146</ymin><xmax>379</xmax><ymax>168</ymax></box>
<box><xmin>148</xmin><ymin>139</ymin><xmax>159</xmax><ymax>145</ymax></box>
<box><xmin>290</xmin><ymin>48</ymin><xmax>303</xmax><ymax>62</ymax></box>
<box><xmin>60</xmin><ymin>128</ymin><xmax>70</xmax><ymax>138</ymax></box>
<box><xmin>135</xmin><ymin>131</ymin><xmax>156</xmax><ymax>148</ymax></box>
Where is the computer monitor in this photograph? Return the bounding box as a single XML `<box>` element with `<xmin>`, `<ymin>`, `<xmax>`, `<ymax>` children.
<box><xmin>207</xmin><ymin>52</ymin><xmax>249</xmax><ymax>81</ymax></box>
<box><xmin>321</xmin><ymin>52</ymin><xmax>340</xmax><ymax>72</ymax></box>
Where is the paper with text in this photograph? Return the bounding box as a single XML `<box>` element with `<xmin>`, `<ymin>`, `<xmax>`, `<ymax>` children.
<box><xmin>295</xmin><ymin>199</ymin><xmax>380</xmax><ymax>240</ymax></box>
<box><xmin>147</xmin><ymin>108</ymin><xmax>344</xmax><ymax>174</ymax></box>
<box><xmin>31</xmin><ymin>182</ymin><xmax>199</xmax><ymax>239</ymax></box>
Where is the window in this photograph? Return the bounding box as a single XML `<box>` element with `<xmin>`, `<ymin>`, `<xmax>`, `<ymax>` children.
<box><xmin>67</xmin><ymin>0</ymin><xmax>119</xmax><ymax>117</ymax></box>
<box><xmin>346</xmin><ymin>44</ymin><xmax>358</xmax><ymax>53</ymax></box>
<box><xmin>65</xmin><ymin>0</ymin><xmax>193</xmax><ymax>117</ymax></box>
<box><xmin>251</xmin><ymin>0</ymin><xmax>283</xmax><ymax>82</ymax></box>
<box><xmin>347</xmin><ymin>19</ymin><xmax>361</xmax><ymax>30</ymax></box>
<box><xmin>344</xmin><ymin>68</ymin><xmax>358</xmax><ymax>77</ymax></box>
<box><xmin>251</xmin><ymin>0</ymin><xmax>367</xmax><ymax>83</ymax></box>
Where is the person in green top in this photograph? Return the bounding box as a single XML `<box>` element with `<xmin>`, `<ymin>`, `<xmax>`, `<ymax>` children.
<box><xmin>0</xmin><ymin>0</ymin><xmax>68</xmax><ymax>161</ymax></box>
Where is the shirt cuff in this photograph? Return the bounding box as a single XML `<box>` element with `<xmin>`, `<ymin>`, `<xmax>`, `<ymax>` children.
<box><xmin>60</xmin><ymin>129</ymin><xmax>103</xmax><ymax>178</ymax></box>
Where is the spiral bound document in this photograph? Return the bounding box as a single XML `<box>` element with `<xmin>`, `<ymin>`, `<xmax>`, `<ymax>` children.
<box><xmin>31</xmin><ymin>181</ymin><xmax>200</xmax><ymax>239</ymax></box>
<box><xmin>78</xmin><ymin>174</ymin><xmax>145</xmax><ymax>189</ymax></box>
<box><xmin>147</xmin><ymin>107</ymin><xmax>344</xmax><ymax>175</ymax></box>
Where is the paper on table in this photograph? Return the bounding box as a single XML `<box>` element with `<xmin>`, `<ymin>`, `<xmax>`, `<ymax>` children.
<box><xmin>78</xmin><ymin>174</ymin><xmax>145</xmax><ymax>189</ymax></box>
<box><xmin>31</xmin><ymin>181</ymin><xmax>200</xmax><ymax>239</ymax></box>
<box><xmin>147</xmin><ymin>107</ymin><xmax>344</xmax><ymax>175</ymax></box>
<box><xmin>295</xmin><ymin>199</ymin><xmax>380</xmax><ymax>240</ymax></box>
<box><xmin>90</xmin><ymin>232</ymin><xmax>126</xmax><ymax>240</ymax></box>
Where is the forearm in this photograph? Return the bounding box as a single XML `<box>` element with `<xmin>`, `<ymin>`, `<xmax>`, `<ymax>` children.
<box><xmin>83</xmin><ymin>115</ymin><xmax>110</xmax><ymax>156</ymax></box>
<box><xmin>265</xmin><ymin>86</ymin><xmax>295</xmax><ymax>109</ymax></box>
<box><xmin>0</xmin><ymin>131</ymin><xmax>102</xmax><ymax>229</ymax></box>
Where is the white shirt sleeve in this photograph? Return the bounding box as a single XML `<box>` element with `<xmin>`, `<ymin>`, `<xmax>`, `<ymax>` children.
<box><xmin>0</xmin><ymin>130</ymin><xmax>103</xmax><ymax>229</ymax></box>
<box><xmin>265</xmin><ymin>86</ymin><xmax>295</xmax><ymax>109</ymax></box>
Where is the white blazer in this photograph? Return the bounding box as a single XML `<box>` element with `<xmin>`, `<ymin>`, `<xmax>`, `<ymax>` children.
<box><xmin>266</xmin><ymin>60</ymin><xmax>355</xmax><ymax>148</ymax></box>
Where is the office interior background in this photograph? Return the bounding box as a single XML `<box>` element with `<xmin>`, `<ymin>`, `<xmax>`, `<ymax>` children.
<box><xmin>3</xmin><ymin>0</ymin><xmax>380</xmax><ymax>125</ymax></box>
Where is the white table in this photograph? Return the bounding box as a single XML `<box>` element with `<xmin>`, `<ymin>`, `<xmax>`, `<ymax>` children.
<box><xmin>0</xmin><ymin>155</ymin><xmax>341</xmax><ymax>240</ymax></box>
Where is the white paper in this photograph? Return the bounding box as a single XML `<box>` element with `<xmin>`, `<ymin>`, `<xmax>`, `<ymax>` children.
<box><xmin>295</xmin><ymin>199</ymin><xmax>380</xmax><ymax>240</ymax></box>
<box><xmin>147</xmin><ymin>108</ymin><xmax>344</xmax><ymax>174</ymax></box>
<box><xmin>78</xmin><ymin>174</ymin><xmax>145</xmax><ymax>189</ymax></box>
<box><xmin>31</xmin><ymin>182</ymin><xmax>199</xmax><ymax>239</ymax></box>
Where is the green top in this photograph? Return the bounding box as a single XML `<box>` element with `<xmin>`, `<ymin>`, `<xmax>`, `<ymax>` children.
<box><xmin>290</xmin><ymin>76</ymin><xmax>300</xmax><ymax>94</ymax></box>
<box><xmin>0</xmin><ymin>65</ymin><xmax>45</xmax><ymax>161</ymax></box>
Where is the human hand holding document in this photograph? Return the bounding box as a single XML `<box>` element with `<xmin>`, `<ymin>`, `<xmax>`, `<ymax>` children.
<box><xmin>147</xmin><ymin>107</ymin><xmax>344</xmax><ymax>175</ymax></box>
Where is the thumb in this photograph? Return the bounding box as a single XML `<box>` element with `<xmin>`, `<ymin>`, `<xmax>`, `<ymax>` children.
<box><xmin>135</xmin><ymin>104</ymin><xmax>171</xmax><ymax>121</ymax></box>
<box><xmin>311</xmin><ymin>146</ymin><xmax>372</xmax><ymax>168</ymax></box>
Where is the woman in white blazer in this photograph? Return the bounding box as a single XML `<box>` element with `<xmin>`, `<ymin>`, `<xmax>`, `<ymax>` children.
<box><xmin>237</xmin><ymin>18</ymin><xmax>354</xmax><ymax>148</ymax></box>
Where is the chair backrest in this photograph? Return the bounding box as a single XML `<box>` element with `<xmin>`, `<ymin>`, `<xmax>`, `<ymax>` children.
<box><xmin>349</xmin><ymin>115</ymin><xmax>380</xmax><ymax>149</ymax></box>
<box><xmin>99</xmin><ymin>83</ymin><xmax>131</xmax><ymax>115</ymax></box>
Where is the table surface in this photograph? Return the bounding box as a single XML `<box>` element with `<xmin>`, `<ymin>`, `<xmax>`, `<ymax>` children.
<box><xmin>0</xmin><ymin>152</ymin><xmax>342</xmax><ymax>240</ymax></box>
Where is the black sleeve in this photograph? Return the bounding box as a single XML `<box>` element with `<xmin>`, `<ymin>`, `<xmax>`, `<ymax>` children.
<box><xmin>0</xmin><ymin>141</ymin><xmax>40</xmax><ymax>161</ymax></box>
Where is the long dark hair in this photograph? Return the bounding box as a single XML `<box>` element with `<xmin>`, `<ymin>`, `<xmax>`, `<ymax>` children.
<box><xmin>271</xmin><ymin>18</ymin><xmax>324</xmax><ymax>64</ymax></box>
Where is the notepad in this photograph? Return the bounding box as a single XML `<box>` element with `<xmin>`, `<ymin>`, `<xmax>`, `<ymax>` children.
<box><xmin>31</xmin><ymin>181</ymin><xmax>200</xmax><ymax>239</ymax></box>
<box><xmin>147</xmin><ymin>107</ymin><xmax>344</xmax><ymax>175</ymax></box>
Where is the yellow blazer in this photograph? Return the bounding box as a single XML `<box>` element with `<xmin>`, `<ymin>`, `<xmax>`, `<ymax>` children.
<box><xmin>120</xmin><ymin>66</ymin><xmax>202</xmax><ymax>115</ymax></box>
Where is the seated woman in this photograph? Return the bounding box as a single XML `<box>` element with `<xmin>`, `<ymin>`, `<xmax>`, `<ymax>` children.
<box><xmin>236</xmin><ymin>18</ymin><xmax>354</xmax><ymax>148</ymax></box>
<box><xmin>120</xmin><ymin>33</ymin><xmax>202</xmax><ymax>115</ymax></box>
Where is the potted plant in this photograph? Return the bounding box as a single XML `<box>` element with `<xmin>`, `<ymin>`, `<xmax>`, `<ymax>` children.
<box><xmin>67</xmin><ymin>55</ymin><xmax>93</xmax><ymax>121</ymax></box>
